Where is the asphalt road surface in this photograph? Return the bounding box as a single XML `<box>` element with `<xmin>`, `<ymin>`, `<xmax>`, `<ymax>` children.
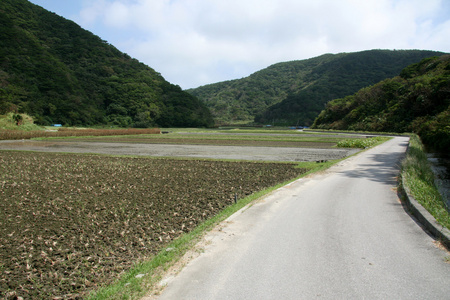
<box><xmin>150</xmin><ymin>137</ymin><xmax>450</xmax><ymax>299</ymax></box>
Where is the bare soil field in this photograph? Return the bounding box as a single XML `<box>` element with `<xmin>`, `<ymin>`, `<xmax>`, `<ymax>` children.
<box><xmin>0</xmin><ymin>152</ymin><xmax>307</xmax><ymax>299</ymax></box>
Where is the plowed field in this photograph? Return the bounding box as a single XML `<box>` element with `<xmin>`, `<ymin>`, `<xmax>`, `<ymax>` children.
<box><xmin>0</xmin><ymin>152</ymin><xmax>306</xmax><ymax>299</ymax></box>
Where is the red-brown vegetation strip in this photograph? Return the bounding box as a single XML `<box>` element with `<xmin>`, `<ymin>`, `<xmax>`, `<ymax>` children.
<box><xmin>0</xmin><ymin>151</ymin><xmax>306</xmax><ymax>299</ymax></box>
<box><xmin>0</xmin><ymin>128</ymin><xmax>161</xmax><ymax>140</ymax></box>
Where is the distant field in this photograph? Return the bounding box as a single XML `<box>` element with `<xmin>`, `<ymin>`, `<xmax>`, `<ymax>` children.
<box><xmin>46</xmin><ymin>137</ymin><xmax>338</xmax><ymax>148</ymax></box>
<box><xmin>30</xmin><ymin>128</ymin><xmax>369</xmax><ymax>147</ymax></box>
<box><xmin>0</xmin><ymin>139</ymin><xmax>360</xmax><ymax>162</ymax></box>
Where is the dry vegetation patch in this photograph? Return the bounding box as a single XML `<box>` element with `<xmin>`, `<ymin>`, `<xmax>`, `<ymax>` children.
<box><xmin>0</xmin><ymin>128</ymin><xmax>161</xmax><ymax>140</ymax></box>
<box><xmin>0</xmin><ymin>151</ymin><xmax>306</xmax><ymax>299</ymax></box>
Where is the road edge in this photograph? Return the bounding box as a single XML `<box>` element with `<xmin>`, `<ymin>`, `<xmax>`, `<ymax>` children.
<box><xmin>401</xmin><ymin>177</ymin><xmax>450</xmax><ymax>249</ymax></box>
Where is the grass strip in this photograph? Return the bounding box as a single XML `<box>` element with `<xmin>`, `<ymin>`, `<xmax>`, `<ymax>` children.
<box><xmin>400</xmin><ymin>134</ymin><xmax>450</xmax><ymax>230</ymax></box>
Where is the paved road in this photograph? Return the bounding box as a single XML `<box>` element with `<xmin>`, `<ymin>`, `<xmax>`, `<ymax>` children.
<box><xmin>151</xmin><ymin>137</ymin><xmax>450</xmax><ymax>299</ymax></box>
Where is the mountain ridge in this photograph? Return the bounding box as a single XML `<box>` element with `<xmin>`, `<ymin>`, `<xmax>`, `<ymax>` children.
<box><xmin>0</xmin><ymin>0</ymin><xmax>214</xmax><ymax>127</ymax></box>
<box><xmin>188</xmin><ymin>49</ymin><xmax>446</xmax><ymax>125</ymax></box>
<box><xmin>312</xmin><ymin>55</ymin><xmax>450</xmax><ymax>152</ymax></box>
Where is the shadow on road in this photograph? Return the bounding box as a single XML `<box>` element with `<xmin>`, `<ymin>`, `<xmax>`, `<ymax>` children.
<box><xmin>337</xmin><ymin>151</ymin><xmax>406</xmax><ymax>186</ymax></box>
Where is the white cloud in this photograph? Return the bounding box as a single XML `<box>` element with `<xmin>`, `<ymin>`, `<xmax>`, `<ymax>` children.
<box><xmin>73</xmin><ymin>0</ymin><xmax>450</xmax><ymax>88</ymax></box>
<box><xmin>79</xmin><ymin>0</ymin><xmax>107</xmax><ymax>25</ymax></box>
<box><xmin>103</xmin><ymin>1</ymin><xmax>131</xmax><ymax>27</ymax></box>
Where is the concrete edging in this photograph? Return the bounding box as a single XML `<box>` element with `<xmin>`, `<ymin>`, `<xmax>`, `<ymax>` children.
<box><xmin>401</xmin><ymin>176</ymin><xmax>450</xmax><ymax>249</ymax></box>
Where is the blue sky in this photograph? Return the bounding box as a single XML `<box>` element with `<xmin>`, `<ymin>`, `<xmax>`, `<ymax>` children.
<box><xmin>29</xmin><ymin>0</ymin><xmax>450</xmax><ymax>89</ymax></box>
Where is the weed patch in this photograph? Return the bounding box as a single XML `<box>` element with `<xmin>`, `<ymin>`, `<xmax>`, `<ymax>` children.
<box><xmin>336</xmin><ymin>136</ymin><xmax>390</xmax><ymax>148</ymax></box>
<box><xmin>0</xmin><ymin>128</ymin><xmax>161</xmax><ymax>140</ymax></box>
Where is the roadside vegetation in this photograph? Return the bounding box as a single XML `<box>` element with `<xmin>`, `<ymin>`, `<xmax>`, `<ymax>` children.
<box><xmin>336</xmin><ymin>136</ymin><xmax>390</xmax><ymax>148</ymax></box>
<box><xmin>400</xmin><ymin>135</ymin><xmax>450</xmax><ymax>229</ymax></box>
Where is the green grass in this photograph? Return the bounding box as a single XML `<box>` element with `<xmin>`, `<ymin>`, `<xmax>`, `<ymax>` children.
<box><xmin>336</xmin><ymin>136</ymin><xmax>391</xmax><ymax>148</ymax></box>
<box><xmin>401</xmin><ymin>134</ymin><xmax>450</xmax><ymax>230</ymax></box>
<box><xmin>0</xmin><ymin>113</ymin><xmax>43</xmax><ymax>131</ymax></box>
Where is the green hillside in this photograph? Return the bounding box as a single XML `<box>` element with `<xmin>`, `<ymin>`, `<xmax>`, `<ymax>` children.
<box><xmin>188</xmin><ymin>50</ymin><xmax>445</xmax><ymax>126</ymax></box>
<box><xmin>0</xmin><ymin>0</ymin><xmax>214</xmax><ymax>127</ymax></box>
<box><xmin>312</xmin><ymin>55</ymin><xmax>450</xmax><ymax>152</ymax></box>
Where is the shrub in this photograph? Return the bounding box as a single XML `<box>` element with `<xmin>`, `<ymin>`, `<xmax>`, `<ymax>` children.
<box><xmin>336</xmin><ymin>136</ymin><xmax>389</xmax><ymax>148</ymax></box>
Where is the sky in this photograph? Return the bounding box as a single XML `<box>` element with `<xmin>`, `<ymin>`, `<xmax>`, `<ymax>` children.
<box><xmin>28</xmin><ymin>0</ymin><xmax>450</xmax><ymax>89</ymax></box>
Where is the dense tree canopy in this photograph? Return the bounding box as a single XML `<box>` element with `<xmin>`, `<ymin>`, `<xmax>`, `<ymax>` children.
<box><xmin>188</xmin><ymin>50</ymin><xmax>446</xmax><ymax>126</ymax></box>
<box><xmin>0</xmin><ymin>0</ymin><xmax>214</xmax><ymax>127</ymax></box>
<box><xmin>312</xmin><ymin>55</ymin><xmax>450</xmax><ymax>152</ymax></box>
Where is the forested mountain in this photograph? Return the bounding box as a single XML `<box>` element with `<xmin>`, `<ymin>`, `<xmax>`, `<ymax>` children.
<box><xmin>312</xmin><ymin>55</ymin><xmax>450</xmax><ymax>152</ymax></box>
<box><xmin>188</xmin><ymin>50</ymin><xmax>445</xmax><ymax>126</ymax></box>
<box><xmin>0</xmin><ymin>0</ymin><xmax>214</xmax><ymax>127</ymax></box>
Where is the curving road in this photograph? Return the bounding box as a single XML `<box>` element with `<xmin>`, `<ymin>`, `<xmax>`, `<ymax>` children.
<box><xmin>150</xmin><ymin>137</ymin><xmax>450</xmax><ymax>299</ymax></box>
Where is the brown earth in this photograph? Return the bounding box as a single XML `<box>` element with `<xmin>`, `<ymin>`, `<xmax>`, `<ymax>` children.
<box><xmin>0</xmin><ymin>151</ymin><xmax>307</xmax><ymax>299</ymax></box>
